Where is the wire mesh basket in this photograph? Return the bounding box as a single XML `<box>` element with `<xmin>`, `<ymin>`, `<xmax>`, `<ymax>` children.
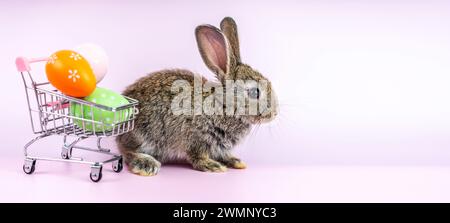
<box><xmin>16</xmin><ymin>56</ymin><xmax>139</xmax><ymax>182</ymax></box>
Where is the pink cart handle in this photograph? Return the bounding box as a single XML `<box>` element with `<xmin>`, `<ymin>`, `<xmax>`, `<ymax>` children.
<box><xmin>15</xmin><ymin>57</ymin><xmax>49</xmax><ymax>72</ymax></box>
<box><xmin>45</xmin><ymin>101</ymin><xmax>70</xmax><ymax>110</ymax></box>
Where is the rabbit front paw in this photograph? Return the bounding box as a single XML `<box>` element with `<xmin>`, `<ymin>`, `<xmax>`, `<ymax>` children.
<box><xmin>128</xmin><ymin>153</ymin><xmax>161</xmax><ymax>176</ymax></box>
<box><xmin>221</xmin><ymin>157</ymin><xmax>247</xmax><ymax>169</ymax></box>
<box><xmin>192</xmin><ymin>158</ymin><xmax>227</xmax><ymax>172</ymax></box>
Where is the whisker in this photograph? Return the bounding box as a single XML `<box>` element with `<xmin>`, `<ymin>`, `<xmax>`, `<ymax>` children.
<box><xmin>247</xmin><ymin>122</ymin><xmax>261</xmax><ymax>144</ymax></box>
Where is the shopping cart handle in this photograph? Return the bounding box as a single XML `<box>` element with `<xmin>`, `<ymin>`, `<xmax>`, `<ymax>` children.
<box><xmin>15</xmin><ymin>57</ymin><xmax>49</xmax><ymax>72</ymax></box>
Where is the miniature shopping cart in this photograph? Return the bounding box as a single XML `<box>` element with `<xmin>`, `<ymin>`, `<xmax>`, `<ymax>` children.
<box><xmin>16</xmin><ymin>57</ymin><xmax>138</xmax><ymax>182</ymax></box>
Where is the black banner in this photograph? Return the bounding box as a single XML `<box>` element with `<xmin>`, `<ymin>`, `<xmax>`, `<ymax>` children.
<box><xmin>1</xmin><ymin>203</ymin><xmax>448</xmax><ymax>222</ymax></box>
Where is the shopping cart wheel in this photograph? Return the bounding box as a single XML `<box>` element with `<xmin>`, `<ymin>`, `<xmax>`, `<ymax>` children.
<box><xmin>61</xmin><ymin>147</ymin><xmax>72</xmax><ymax>159</ymax></box>
<box><xmin>112</xmin><ymin>157</ymin><xmax>123</xmax><ymax>173</ymax></box>
<box><xmin>90</xmin><ymin>164</ymin><xmax>103</xmax><ymax>182</ymax></box>
<box><xmin>23</xmin><ymin>159</ymin><xmax>36</xmax><ymax>174</ymax></box>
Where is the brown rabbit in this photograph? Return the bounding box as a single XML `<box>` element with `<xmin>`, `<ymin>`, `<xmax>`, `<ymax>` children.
<box><xmin>116</xmin><ymin>17</ymin><xmax>278</xmax><ymax>176</ymax></box>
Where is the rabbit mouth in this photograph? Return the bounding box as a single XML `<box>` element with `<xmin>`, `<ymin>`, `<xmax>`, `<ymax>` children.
<box><xmin>246</xmin><ymin>109</ymin><xmax>278</xmax><ymax>124</ymax></box>
<box><xmin>255</xmin><ymin>118</ymin><xmax>274</xmax><ymax>124</ymax></box>
<box><xmin>247</xmin><ymin>116</ymin><xmax>276</xmax><ymax>125</ymax></box>
<box><xmin>260</xmin><ymin>113</ymin><xmax>278</xmax><ymax>123</ymax></box>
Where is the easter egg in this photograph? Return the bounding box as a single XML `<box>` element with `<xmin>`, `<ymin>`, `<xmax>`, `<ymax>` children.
<box><xmin>70</xmin><ymin>87</ymin><xmax>131</xmax><ymax>132</ymax></box>
<box><xmin>46</xmin><ymin>50</ymin><xmax>97</xmax><ymax>97</ymax></box>
<box><xmin>74</xmin><ymin>43</ymin><xmax>108</xmax><ymax>83</ymax></box>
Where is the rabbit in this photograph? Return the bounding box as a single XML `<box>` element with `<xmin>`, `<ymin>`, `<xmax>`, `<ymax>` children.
<box><xmin>116</xmin><ymin>17</ymin><xmax>278</xmax><ymax>176</ymax></box>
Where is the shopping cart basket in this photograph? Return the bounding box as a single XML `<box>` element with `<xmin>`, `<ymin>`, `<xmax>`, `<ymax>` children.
<box><xmin>16</xmin><ymin>57</ymin><xmax>139</xmax><ymax>182</ymax></box>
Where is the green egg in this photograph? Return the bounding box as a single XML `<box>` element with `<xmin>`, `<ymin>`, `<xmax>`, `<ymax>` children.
<box><xmin>70</xmin><ymin>87</ymin><xmax>131</xmax><ymax>132</ymax></box>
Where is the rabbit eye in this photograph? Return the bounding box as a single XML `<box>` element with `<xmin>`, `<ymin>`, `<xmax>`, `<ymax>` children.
<box><xmin>248</xmin><ymin>88</ymin><xmax>260</xmax><ymax>99</ymax></box>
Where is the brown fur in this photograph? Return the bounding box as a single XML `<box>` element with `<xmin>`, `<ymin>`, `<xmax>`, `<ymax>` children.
<box><xmin>116</xmin><ymin>17</ymin><xmax>278</xmax><ymax>175</ymax></box>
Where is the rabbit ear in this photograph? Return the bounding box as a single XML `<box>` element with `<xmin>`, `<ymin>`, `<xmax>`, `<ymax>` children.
<box><xmin>196</xmin><ymin>25</ymin><xmax>233</xmax><ymax>80</ymax></box>
<box><xmin>220</xmin><ymin>17</ymin><xmax>241</xmax><ymax>63</ymax></box>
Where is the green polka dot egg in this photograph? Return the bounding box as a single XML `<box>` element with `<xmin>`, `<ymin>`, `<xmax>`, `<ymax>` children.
<box><xmin>70</xmin><ymin>87</ymin><xmax>131</xmax><ymax>132</ymax></box>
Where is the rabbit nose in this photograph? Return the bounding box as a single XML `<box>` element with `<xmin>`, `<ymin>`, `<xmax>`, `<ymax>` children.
<box><xmin>271</xmin><ymin>91</ymin><xmax>279</xmax><ymax>117</ymax></box>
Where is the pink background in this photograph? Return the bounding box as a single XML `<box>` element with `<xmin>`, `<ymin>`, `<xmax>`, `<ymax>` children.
<box><xmin>1</xmin><ymin>0</ymin><xmax>450</xmax><ymax>202</ymax></box>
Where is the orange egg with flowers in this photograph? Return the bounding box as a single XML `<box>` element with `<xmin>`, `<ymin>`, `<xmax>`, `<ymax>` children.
<box><xmin>45</xmin><ymin>50</ymin><xmax>96</xmax><ymax>97</ymax></box>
